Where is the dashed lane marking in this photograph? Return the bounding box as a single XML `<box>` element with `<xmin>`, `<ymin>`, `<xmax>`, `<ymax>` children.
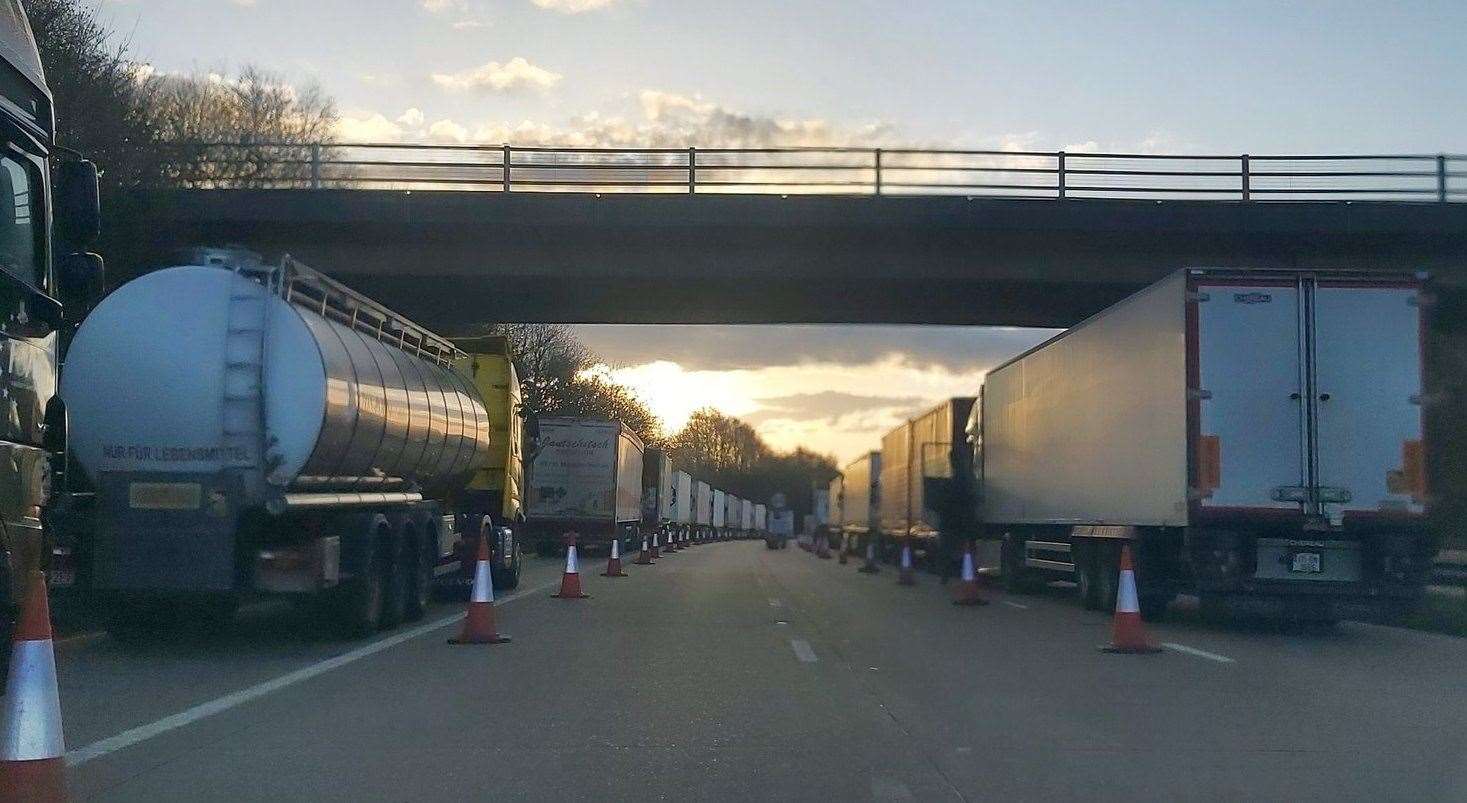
<box><xmin>1162</xmin><ymin>641</ymin><xmax>1236</xmax><ymax>664</ymax></box>
<box><xmin>1000</xmin><ymin>600</ymin><xmax>1029</xmax><ymax>610</ymax></box>
<box><xmin>65</xmin><ymin>578</ymin><xmax>558</xmax><ymax>767</ymax></box>
<box><xmin>790</xmin><ymin>639</ymin><xmax>818</xmax><ymax>663</ymax></box>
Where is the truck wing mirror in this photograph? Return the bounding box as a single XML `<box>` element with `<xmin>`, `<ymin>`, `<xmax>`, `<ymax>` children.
<box><xmin>55</xmin><ymin>159</ymin><xmax>101</xmax><ymax>248</ymax></box>
<box><xmin>57</xmin><ymin>251</ymin><xmax>105</xmax><ymax>316</ymax></box>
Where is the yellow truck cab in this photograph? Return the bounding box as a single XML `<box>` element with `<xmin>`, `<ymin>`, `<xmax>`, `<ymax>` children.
<box><xmin>453</xmin><ymin>335</ymin><xmax>525</xmax><ymax>590</ymax></box>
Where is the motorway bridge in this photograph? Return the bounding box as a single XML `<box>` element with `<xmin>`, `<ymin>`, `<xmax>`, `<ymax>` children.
<box><xmin>104</xmin><ymin>144</ymin><xmax>1467</xmax><ymax>528</ymax></box>
<box><xmin>110</xmin><ymin>144</ymin><xmax>1467</xmax><ymax>329</ymax></box>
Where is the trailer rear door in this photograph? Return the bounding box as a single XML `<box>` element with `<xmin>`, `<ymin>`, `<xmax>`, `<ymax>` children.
<box><xmin>1311</xmin><ymin>281</ymin><xmax>1425</xmax><ymax>519</ymax></box>
<box><xmin>1194</xmin><ymin>279</ymin><xmax>1306</xmax><ymax>511</ymax></box>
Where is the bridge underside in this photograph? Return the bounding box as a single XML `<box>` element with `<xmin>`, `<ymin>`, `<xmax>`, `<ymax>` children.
<box><xmin>112</xmin><ymin>189</ymin><xmax>1467</xmax><ymax>330</ymax></box>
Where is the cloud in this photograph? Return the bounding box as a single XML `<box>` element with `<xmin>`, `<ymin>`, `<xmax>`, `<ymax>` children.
<box><xmin>431</xmin><ymin>57</ymin><xmax>563</xmax><ymax>93</ymax></box>
<box><xmin>421</xmin><ymin>0</ymin><xmax>466</xmax><ymax>12</ymax></box>
<box><xmin>230</xmin><ymin>0</ymin><xmax>257</xmax><ymax>6</ymax></box>
<box><xmin>569</xmin><ymin>324</ymin><xmax>1057</xmax><ymax>373</ymax></box>
<box><xmin>335</xmin><ymin>112</ymin><xmax>404</xmax><ymax>142</ymax></box>
<box><xmin>531</xmin><ymin>0</ymin><xmax>619</xmax><ymax>13</ymax></box>
<box><xmin>397</xmin><ymin>108</ymin><xmax>425</xmax><ymax>127</ymax></box>
<box><xmin>453</xmin><ymin>19</ymin><xmax>487</xmax><ymax>29</ymax></box>
<box><xmin>742</xmin><ymin>391</ymin><xmax>926</xmax><ymax>426</ymax></box>
<box><xmin>428</xmin><ymin>118</ymin><xmax>470</xmax><ymax>143</ymax></box>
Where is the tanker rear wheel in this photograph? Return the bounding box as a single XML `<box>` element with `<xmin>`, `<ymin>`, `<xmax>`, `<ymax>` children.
<box><xmin>332</xmin><ymin>514</ymin><xmax>391</xmax><ymax>638</ymax></box>
<box><xmin>379</xmin><ymin>530</ymin><xmax>410</xmax><ymax>630</ymax></box>
<box><xmin>403</xmin><ymin>519</ymin><xmax>433</xmax><ymax>623</ymax></box>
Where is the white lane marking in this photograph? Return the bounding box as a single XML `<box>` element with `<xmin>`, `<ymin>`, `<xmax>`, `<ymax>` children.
<box><xmin>790</xmin><ymin>639</ymin><xmax>818</xmax><ymax>663</ymax></box>
<box><xmin>1162</xmin><ymin>642</ymin><xmax>1235</xmax><ymax>664</ymax></box>
<box><xmin>768</xmin><ymin>598</ymin><xmax>782</xmax><ymax>607</ymax></box>
<box><xmin>65</xmin><ymin>579</ymin><xmax>557</xmax><ymax>767</ymax></box>
<box><xmin>1000</xmin><ymin>600</ymin><xmax>1029</xmax><ymax>610</ymax></box>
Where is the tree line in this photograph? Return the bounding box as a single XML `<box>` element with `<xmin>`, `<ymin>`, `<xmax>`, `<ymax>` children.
<box><xmin>495</xmin><ymin>324</ymin><xmax>838</xmax><ymax>522</ymax></box>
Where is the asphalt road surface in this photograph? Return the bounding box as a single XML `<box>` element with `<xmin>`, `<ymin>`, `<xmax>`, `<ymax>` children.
<box><xmin>40</xmin><ymin>541</ymin><xmax>1467</xmax><ymax>801</ymax></box>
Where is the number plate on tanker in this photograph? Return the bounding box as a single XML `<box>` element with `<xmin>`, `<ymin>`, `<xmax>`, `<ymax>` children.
<box><xmin>1290</xmin><ymin>552</ymin><xmax>1322</xmax><ymax>573</ymax></box>
<box><xmin>129</xmin><ymin>482</ymin><xmax>202</xmax><ymax>510</ymax></box>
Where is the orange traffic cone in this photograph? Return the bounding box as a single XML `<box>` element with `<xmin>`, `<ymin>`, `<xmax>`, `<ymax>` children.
<box><xmin>602</xmin><ymin>537</ymin><xmax>628</xmax><ymax>577</ymax></box>
<box><xmin>952</xmin><ymin>544</ymin><xmax>988</xmax><ymax>606</ymax></box>
<box><xmin>837</xmin><ymin>533</ymin><xmax>849</xmax><ymax>565</ymax></box>
<box><xmin>650</xmin><ymin>531</ymin><xmax>662</xmax><ymax>560</ymax></box>
<box><xmin>661</xmin><ymin>529</ymin><xmax>676</xmax><ymax>555</ymax></box>
<box><xmin>553</xmin><ymin>535</ymin><xmax>591</xmax><ymax>599</ymax></box>
<box><xmin>1101</xmin><ymin>545</ymin><xmax>1161</xmax><ymax>654</ymax></box>
<box><xmin>897</xmin><ymin>541</ymin><xmax>916</xmax><ymax>586</ymax></box>
<box><xmin>633</xmin><ymin>535</ymin><xmax>654</xmax><ymax>565</ymax></box>
<box><xmin>1</xmin><ymin>571</ymin><xmax>66</xmax><ymax>803</ymax></box>
<box><xmin>449</xmin><ymin>538</ymin><xmax>511</xmax><ymax>644</ymax></box>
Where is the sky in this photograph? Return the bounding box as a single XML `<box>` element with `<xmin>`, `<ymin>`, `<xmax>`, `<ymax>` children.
<box><xmin>90</xmin><ymin>0</ymin><xmax>1467</xmax><ymax>461</ymax></box>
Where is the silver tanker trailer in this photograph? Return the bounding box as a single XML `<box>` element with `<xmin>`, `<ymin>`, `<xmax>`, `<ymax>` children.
<box><xmin>58</xmin><ymin>249</ymin><xmax>517</xmax><ymax>637</ymax></box>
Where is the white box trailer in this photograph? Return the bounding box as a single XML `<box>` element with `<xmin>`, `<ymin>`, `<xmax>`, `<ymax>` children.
<box><xmin>754</xmin><ymin>504</ymin><xmax>767</xmax><ymax>531</ymax></box>
<box><xmin>674</xmin><ymin>471</ymin><xmax>694</xmax><ymax>525</ymax></box>
<box><xmin>725</xmin><ymin>494</ymin><xmax>743</xmax><ymax>532</ymax></box>
<box><xmin>980</xmin><ymin>269</ymin><xmax>1431</xmax><ymax>622</ymax></box>
<box><xmin>741</xmin><ymin>499</ymin><xmax>754</xmax><ymax>532</ymax></box>
<box><xmin>641</xmin><ymin>448</ymin><xmax>674</xmax><ymax>528</ymax></box>
<box><xmin>696</xmin><ymin>481</ymin><xmax>713</xmax><ymax>526</ymax></box>
<box><xmin>712</xmin><ymin>489</ymin><xmax>726</xmax><ymax>528</ymax></box>
<box><xmin>526</xmin><ymin>417</ymin><xmax>644</xmax><ymax>551</ymax></box>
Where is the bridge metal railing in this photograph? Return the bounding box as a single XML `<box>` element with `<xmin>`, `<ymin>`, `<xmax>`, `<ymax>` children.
<box><xmin>158</xmin><ymin>142</ymin><xmax>1467</xmax><ymax>201</ymax></box>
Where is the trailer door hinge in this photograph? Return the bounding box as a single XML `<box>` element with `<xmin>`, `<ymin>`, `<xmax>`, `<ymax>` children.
<box><xmin>1186</xmin><ymin>291</ymin><xmax>1211</xmax><ymax>303</ymax></box>
<box><xmin>1188</xmin><ymin>388</ymin><xmax>1213</xmax><ymax>401</ymax></box>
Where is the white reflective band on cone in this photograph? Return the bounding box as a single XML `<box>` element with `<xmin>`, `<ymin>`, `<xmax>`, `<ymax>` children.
<box><xmin>567</xmin><ymin>546</ymin><xmax>579</xmax><ymax>574</ymax></box>
<box><xmin>471</xmin><ymin>560</ymin><xmax>494</xmax><ymax>603</ymax></box>
<box><xmin>0</xmin><ymin>640</ymin><xmax>65</xmax><ymax>761</ymax></box>
<box><xmin>961</xmin><ymin>552</ymin><xmax>975</xmax><ymax>582</ymax></box>
<box><xmin>1116</xmin><ymin>570</ymin><xmax>1140</xmax><ymax>613</ymax></box>
<box><xmin>611</xmin><ymin>540</ymin><xmax>620</xmax><ymax>560</ymax></box>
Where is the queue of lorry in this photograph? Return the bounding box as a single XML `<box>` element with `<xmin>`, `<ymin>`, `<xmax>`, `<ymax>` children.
<box><xmin>827</xmin><ymin>269</ymin><xmax>1435</xmax><ymax>625</ymax></box>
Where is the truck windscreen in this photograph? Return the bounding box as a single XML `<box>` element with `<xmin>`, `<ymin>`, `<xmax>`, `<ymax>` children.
<box><xmin>0</xmin><ymin>148</ymin><xmax>41</xmax><ymax>289</ymax></box>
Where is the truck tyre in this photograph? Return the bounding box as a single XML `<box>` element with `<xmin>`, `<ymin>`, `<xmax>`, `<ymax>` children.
<box><xmin>1095</xmin><ymin>542</ymin><xmax>1120</xmax><ymax>612</ymax></box>
<box><xmin>379</xmin><ymin>532</ymin><xmax>410</xmax><ymax>630</ymax></box>
<box><xmin>335</xmin><ymin>569</ymin><xmax>384</xmax><ymax>639</ymax></box>
<box><xmin>493</xmin><ymin>538</ymin><xmax>522</xmax><ymax>591</ymax></box>
<box><xmin>1074</xmin><ymin>542</ymin><xmax>1102</xmax><ymax>610</ymax></box>
<box><xmin>403</xmin><ymin>529</ymin><xmax>432</xmax><ymax>623</ymax></box>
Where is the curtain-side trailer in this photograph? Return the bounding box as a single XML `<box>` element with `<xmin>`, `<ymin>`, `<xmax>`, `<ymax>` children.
<box><xmin>840</xmin><ymin>452</ymin><xmax>881</xmax><ymax>553</ymax></box>
<box><xmin>976</xmin><ymin>269</ymin><xmax>1432</xmax><ymax>622</ymax></box>
<box><xmin>879</xmin><ymin>399</ymin><xmax>977</xmax><ymax>558</ymax></box>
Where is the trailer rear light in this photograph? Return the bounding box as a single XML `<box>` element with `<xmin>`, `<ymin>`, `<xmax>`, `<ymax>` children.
<box><xmin>1197</xmin><ymin>435</ymin><xmax>1221</xmax><ymax>497</ymax></box>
